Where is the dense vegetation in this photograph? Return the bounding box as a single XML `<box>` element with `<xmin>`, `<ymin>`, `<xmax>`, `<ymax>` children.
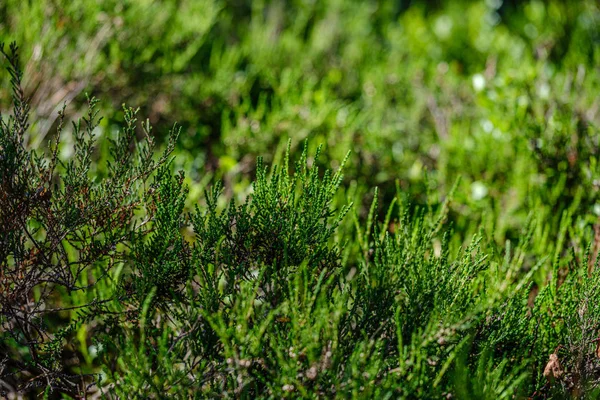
<box><xmin>1</xmin><ymin>0</ymin><xmax>599</xmax><ymax>398</ymax></box>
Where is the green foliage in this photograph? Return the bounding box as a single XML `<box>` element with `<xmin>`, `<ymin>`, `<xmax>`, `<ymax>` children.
<box><xmin>1</xmin><ymin>0</ymin><xmax>600</xmax><ymax>398</ymax></box>
<box><xmin>0</xmin><ymin>42</ymin><xmax>178</xmax><ymax>395</ymax></box>
<box><xmin>190</xmin><ymin>142</ymin><xmax>350</xmax><ymax>309</ymax></box>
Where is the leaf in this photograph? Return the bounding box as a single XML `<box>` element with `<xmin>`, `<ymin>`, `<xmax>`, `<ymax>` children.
<box><xmin>593</xmin><ymin>338</ymin><xmax>600</xmax><ymax>359</ymax></box>
<box><xmin>543</xmin><ymin>353</ymin><xmax>563</xmax><ymax>381</ymax></box>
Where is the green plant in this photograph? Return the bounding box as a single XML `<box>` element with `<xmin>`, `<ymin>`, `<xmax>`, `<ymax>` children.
<box><xmin>1</xmin><ymin>0</ymin><xmax>600</xmax><ymax>398</ymax></box>
<box><xmin>0</xmin><ymin>42</ymin><xmax>178</xmax><ymax>396</ymax></box>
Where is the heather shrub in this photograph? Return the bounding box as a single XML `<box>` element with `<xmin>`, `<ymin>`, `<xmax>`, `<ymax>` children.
<box><xmin>1</xmin><ymin>0</ymin><xmax>600</xmax><ymax>398</ymax></box>
<box><xmin>0</xmin><ymin>42</ymin><xmax>179</xmax><ymax>395</ymax></box>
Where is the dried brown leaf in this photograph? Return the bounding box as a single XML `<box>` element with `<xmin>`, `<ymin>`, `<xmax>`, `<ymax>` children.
<box><xmin>543</xmin><ymin>353</ymin><xmax>563</xmax><ymax>381</ymax></box>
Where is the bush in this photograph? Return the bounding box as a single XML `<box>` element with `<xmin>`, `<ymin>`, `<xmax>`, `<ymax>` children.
<box><xmin>1</xmin><ymin>1</ymin><xmax>600</xmax><ymax>398</ymax></box>
<box><xmin>0</xmin><ymin>42</ymin><xmax>179</xmax><ymax>395</ymax></box>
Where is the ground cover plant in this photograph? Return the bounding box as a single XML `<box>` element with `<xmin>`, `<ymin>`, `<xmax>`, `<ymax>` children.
<box><xmin>1</xmin><ymin>0</ymin><xmax>600</xmax><ymax>398</ymax></box>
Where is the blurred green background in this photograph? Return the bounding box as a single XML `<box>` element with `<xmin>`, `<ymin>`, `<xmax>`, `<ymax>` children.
<box><xmin>1</xmin><ymin>0</ymin><xmax>599</xmax><ymax>252</ymax></box>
